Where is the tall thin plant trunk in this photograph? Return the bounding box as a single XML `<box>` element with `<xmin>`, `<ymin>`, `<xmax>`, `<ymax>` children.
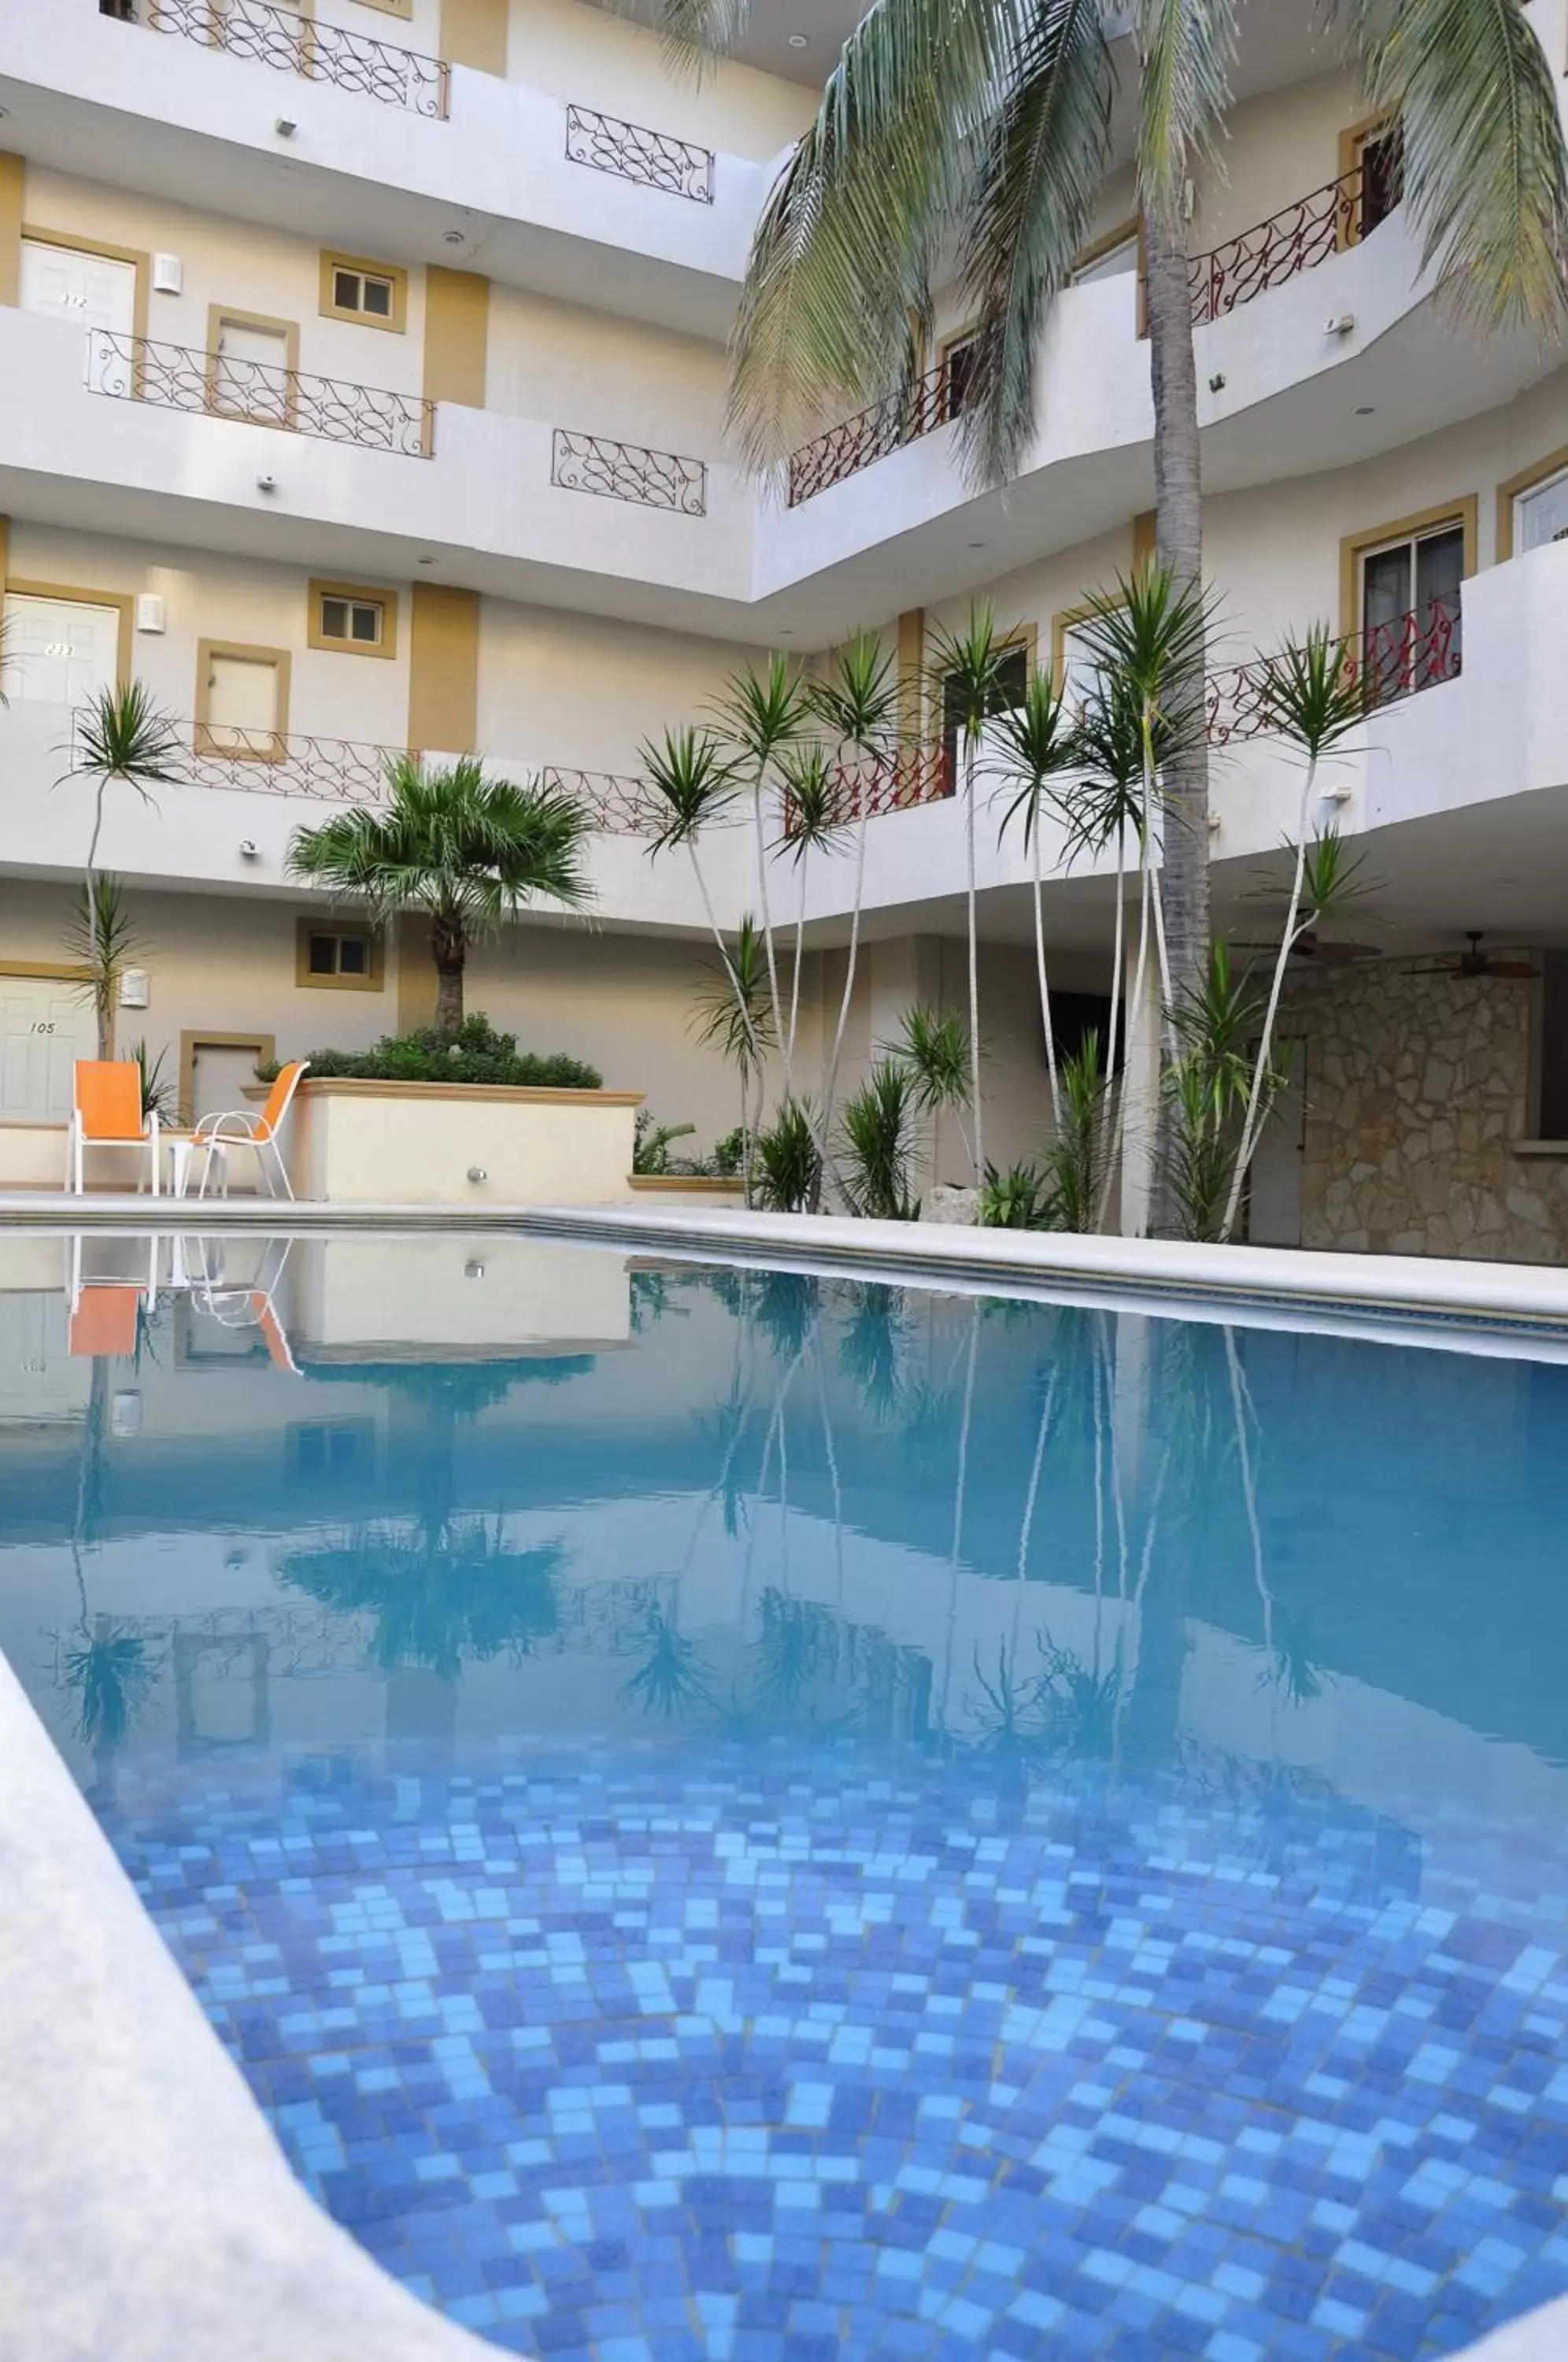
<box><xmin>1116</xmin><ymin>837</ymin><xmax>1157</xmax><ymax>1234</ymax></box>
<box><xmin>1221</xmin><ymin>755</ymin><xmax>1318</xmax><ymax>1242</ymax></box>
<box><xmin>1031</xmin><ymin>816</ymin><xmax>1060</xmax><ymax>1129</ymax></box>
<box><xmin>819</xmin><ymin>782</ymin><xmax>870</xmax><ymax>1194</ymax></box>
<box><xmin>751</xmin><ymin>772</ymin><xmax>791</xmax><ymax>1098</ymax></box>
<box><xmin>963</xmin><ymin>729</ymin><xmax>983</xmax><ymax>1186</ymax></box>
<box><xmin>1096</xmin><ymin>823</ymin><xmax>1127</xmax><ymax>1229</ymax></box>
<box><xmin>789</xmin><ymin>851</ymin><xmax>808</xmax><ymax>1065</ymax></box>
<box><xmin>84</xmin><ymin>783</ymin><xmax>111</xmax><ymax>1057</ymax></box>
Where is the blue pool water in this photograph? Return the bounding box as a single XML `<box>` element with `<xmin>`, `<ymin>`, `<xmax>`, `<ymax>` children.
<box><xmin>6</xmin><ymin>1231</ymin><xmax>1568</xmax><ymax>2360</ymax></box>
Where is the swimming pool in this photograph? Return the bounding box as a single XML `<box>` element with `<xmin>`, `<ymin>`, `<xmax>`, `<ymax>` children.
<box><xmin>5</xmin><ymin>1228</ymin><xmax>1568</xmax><ymax>2360</ymax></box>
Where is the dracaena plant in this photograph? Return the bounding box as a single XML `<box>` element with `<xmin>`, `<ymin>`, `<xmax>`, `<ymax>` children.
<box><xmin>642</xmin><ymin>0</ymin><xmax>1568</xmax><ymax>1072</ymax></box>
<box><xmin>993</xmin><ymin>664</ymin><xmax>1081</xmax><ymax>1129</ymax></box>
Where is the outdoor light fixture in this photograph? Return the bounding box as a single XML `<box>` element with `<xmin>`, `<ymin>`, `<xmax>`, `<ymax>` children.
<box><xmin>787</xmin><ymin>32</ymin><xmax>808</xmax><ymax>46</ymax></box>
<box><xmin>1320</xmin><ymin>783</ymin><xmax>1353</xmax><ymax>805</ymax></box>
<box><xmin>239</xmin><ymin>841</ymin><xmax>261</xmax><ymax>861</ymax></box>
<box><xmin>1327</xmin><ymin>313</ymin><xmax>1356</xmax><ymax>336</ymax></box>
<box><xmin>275</xmin><ymin>117</ymin><xmax>297</xmax><ymax>137</ymax></box>
<box><xmin>443</xmin><ymin>230</ymin><xmax>464</xmax><ymax>244</ymax></box>
<box><xmin>467</xmin><ymin>1165</ymin><xmax>487</xmax><ymax>1183</ymax></box>
<box><xmin>256</xmin><ymin>472</ymin><xmax>278</xmax><ymax>493</ymax></box>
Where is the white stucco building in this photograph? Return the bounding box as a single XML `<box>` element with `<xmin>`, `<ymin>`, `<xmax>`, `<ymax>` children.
<box><xmin>2</xmin><ymin>0</ymin><xmax>1568</xmax><ymax>1255</ymax></box>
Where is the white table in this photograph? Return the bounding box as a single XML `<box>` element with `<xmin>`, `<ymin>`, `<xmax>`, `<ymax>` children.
<box><xmin>167</xmin><ymin>1138</ymin><xmax>226</xmax><ymax>1198</ymax></box>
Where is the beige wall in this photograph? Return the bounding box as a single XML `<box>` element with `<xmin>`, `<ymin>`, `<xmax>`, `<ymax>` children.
<box><xmin>499</xmin><ymin>0</ymin><xmax>817</xmax><ymax>159</ymax></box>
<box><xmin>1285</xmin><ymin>961</ymin><xmax>1568</xmax><ymax>1263</ymax></box>
<box><xmin>475</xmin><ymin>598</ymin><xmax>758</xmax><ymax>775</ymax></box>
<box><xmin>485</xmin><ymin>284</ymin><xmax>727</xmax><ymax>452</ymax></box>
<box><xmin>290</xmin><ymin>1079</ymin><xmax>639</xmax><ymax>1204</ymax></box>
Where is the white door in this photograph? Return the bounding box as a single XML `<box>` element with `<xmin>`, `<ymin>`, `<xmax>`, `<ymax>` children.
<box><xmin>0</xmin><ymin>1295</ymin><xmax>87</xmax><ymax>1425</ymax></box>
<box><xmin>190</xmin><ymin>1042</ymin><xmax>262</xmax><ymax>1129</ymax></box>
<box><xmin>1</xmin><ymin>593</ymin><xmax>121</xmax><ymax>709</ymax></box>
<box><xmin>20</xmin><ymin>239</ymin><xmax>137</xmax><ymax>393</ymax></box>
<box><xmin>202</xmin><ymin>652</ymin><xmax>283</xmax><ymax>757</ymax></box>
<box><xmin>1248</xmin><ymin>1040</ymin><xmax>1305</xmax><ymax>1247</ymax></box>
<box><xmin>212</xmin><ymin>317</ymin><xmax>291</xmax><ymax>424</ymax></box>
<box><xmin>0</xmin><ymin>979</ymin><xmax>97</xmax><ymax>1120</ymax></box>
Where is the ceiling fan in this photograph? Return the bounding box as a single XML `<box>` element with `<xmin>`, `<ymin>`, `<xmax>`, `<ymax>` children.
<box><xmin>1400</xmin><ymin>932</ymin><xmax>1540</xmax><ymax>980</ymax></box>
<box><xmin>1232</xmin><ymin>930</ymin><xmax>1382</xmax><ymax>968</ymax></box>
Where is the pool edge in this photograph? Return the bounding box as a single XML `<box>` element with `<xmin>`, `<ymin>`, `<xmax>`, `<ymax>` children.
<box><xmin>0</xmin><ymin>1647</ymin><xmax>494</xmax><ymax>2362</ymax></box>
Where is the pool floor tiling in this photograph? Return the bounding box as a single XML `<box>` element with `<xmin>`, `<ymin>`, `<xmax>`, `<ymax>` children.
<box><xmin>103</xmin><ymin>1741</ymin><xmax>1568</xmax><ymax>2362</ymax></box>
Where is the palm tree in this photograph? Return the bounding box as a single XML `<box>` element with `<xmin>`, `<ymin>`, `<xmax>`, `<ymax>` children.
<box><xmin>808</xmin><ymin>631</ymin><xmax>899</xmax><ymax>1155</ymax></box>
<box><xmin>287</xmin><ymin>754</ymin><xmax>594</xmax><ymax>1035</ymax></box>
<box><xmin>652</xmin><ymin>0</ymin><xmax>1568</xmax><ymax>1022</ymax></box>
<box><xmin>926</xmin><ymin>605</ymin><xmax>1011</xmax><ymax>1185</ymax></box>
<box><xmin>60</xmin><ymin>682</ymin><xmax>182</xmax><ymax>1055</ymax></box>
<box><xmin>995</xmin><ymin>666</ymin><xmax>1080</xmax><ymax>1130</ymax></box>
<box><xmin>712</xmin><ymin>655</ymin><xmax>810</xmax><ymax>1088</ymax></box>
<box><xmin>775</xmin><ymin>742</ymin><xmax>842</xmax><ymax>1068</ymax></box>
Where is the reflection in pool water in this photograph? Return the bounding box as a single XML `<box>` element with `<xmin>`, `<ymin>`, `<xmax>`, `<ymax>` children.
<box><xmin>5</xmin><ymin>1230</ymin><xmax>1568</xmax><ymax>2360</ymax></box>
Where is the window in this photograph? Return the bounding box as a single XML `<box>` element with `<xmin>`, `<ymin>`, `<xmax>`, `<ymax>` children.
<box><xmin>1071</xmin><ymin>225</ymin><xmax>1139</xmax><ymax>286</ymax></box>
<box><xmin>1513</xmin><ymin>464</ymin><xmax>1568</xmax><ymax>557</ymax></box>
<box><xmin>287</xmin><ymin>1419</ymin><xmax>376</xmax><ymax>1485</ymax></box>
<box><xmin>308</xmin><ymin>579</ymin><xmax>398</xmax><ymax>658</ymax></box>
<box><xmin>296</xmin><ymin>919</ymin><xmax>383</xmax><ymax>991</ymax></box>
<box><xmin>939</xmin><ymin>330</ymin><xmax>981</xmax><ymax>425</ymax></box>
<box><xmin>941</xmin><ymin>639</ymin><xmax>1028</xmax><ymax>778</ymax></box>
<box><xmin>1341</xmin><ymin>114</ymin><xmax>1403</xmax><ymax>244</ymax></box>
<box><xmin>319</xmin><ymin>252</ymin><xmax>407</xmax><ymax>332</ymax></box>
<box><xmin>1357</xmin><ymin>520</ymin><xmax>1464</xmax><ymax>703</ymax></box>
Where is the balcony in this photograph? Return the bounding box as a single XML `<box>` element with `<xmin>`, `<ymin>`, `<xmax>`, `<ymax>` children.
<box><xmin>110</xmin><ymin>0</ymin><xmax>450</xmax><ymax>117</ymax></box>
<box><xmin>564</xmin><ymin>105</ymin><xmax>715</xmax><ymax>207</ymax></box>
<box><xmin>786</xmin><ymin>162</ymin><xmax>1385</xmax><ymax>507</ymax></box>
<box><xmin>87</xmin><ymin>330</ymin><xmax>434</xmax><ymax>458</ymax></box>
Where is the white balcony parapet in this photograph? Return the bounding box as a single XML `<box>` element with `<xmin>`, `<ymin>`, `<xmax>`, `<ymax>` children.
<box><xmin>787</xmin><ymin>162</ymin><xmax>1391</xmax><ymax>506</ymax></box>
<box><xmin>86</xmin><ymin>328</ymin><xmax>435</xmax><ymax>458</ymax></box>
<box><xmin>564</xmin><ymin>103</ymin><xmax>715</xmax><ymax>206</ymax></box>
<box><xmin>549</xmin><ymin>429</ymin><xmax>708</xmax><ymax>517</ymax></box>
<box><xmin>127</xmin><ymin>0</ymin><xmax>451</xmax><ymax>118</ymax></box>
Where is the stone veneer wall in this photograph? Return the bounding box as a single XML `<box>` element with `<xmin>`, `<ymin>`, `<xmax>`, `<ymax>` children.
<box><xmin>1280</xmin><ymin>961</ymin><xmax>1568</xmax><ymax>1263</ymax></box>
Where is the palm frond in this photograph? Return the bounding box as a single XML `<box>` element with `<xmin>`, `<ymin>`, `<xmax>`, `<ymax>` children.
<box><xmin>992</xmin><ymin>665</ymin><xmax>1078</xmax><ymax>848</ymax></box>
<box><xmin>1258</xmin><ymin>623</ymin><xmax>1368</xmax><ymax>761</ymax></box>
<box><xmin>957</xmin><ymin>0</ymin><xmax>1114</xmax><ymax>482</ymax></box>
<box><xmin>639</xmin><ymin>725</ymin><xmax>740</xmax><ymax>854</ymax></box>
<box><xmin>286</xmin><ymin>756</ymin><xmax>594</xmax><ymax>931</ymax></box>
<box><xmin>1337</xmin><ymin>0</ymin><xmax>1568</xmax><ymax>336</ymax></box>
<box><xmin>66</xmin><ymin>679</ymin><xmax>183</xmax><ymax>797</ymax></box>
<box><xmin>712</xmin><ymin>653</ymin><xmax>810</xmax><ymax>769</ymax></box>
<box><xmin>775</xmin><ymin>743</ymin><xmax>842</xmax><ymax>860</ymax></box>
<box><xmin>1134</xmin><ymin>0</ymin><xmax>1241</xmax><ymax>218</ymax></box>
<box><xmin>808</xmin><ymin>631</ymin><xmax>898</xmax><ymax>753</ymax></box>
<box><xmin>727</xmin><ymin>0</ymin><xmax>1043</xmax><ymax>471</ymax></box>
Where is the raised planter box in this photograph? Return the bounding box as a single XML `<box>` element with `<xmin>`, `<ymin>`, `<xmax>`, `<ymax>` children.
<box><xmin>627</xmin><ymin>1174</ymin><xmax>747</xmax><ymax>1207</ymax></box>
<box><xmin>288</xmin><ymin>1077</ymin><xmax>642</xmax><ymax>1207</ymax></box>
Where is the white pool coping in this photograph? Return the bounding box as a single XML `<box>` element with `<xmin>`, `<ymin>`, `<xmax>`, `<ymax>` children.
<box><xmin>5</xmin><ymin>1198</ymin><xmax>1568</xmax><ymax>2359</ymax></box>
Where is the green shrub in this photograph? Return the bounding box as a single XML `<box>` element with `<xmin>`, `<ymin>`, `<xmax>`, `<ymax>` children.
<box><xmin>754</xmin><ymin>1098</ymin><xmax>822</xmax><ymax>1212</ymax></box>
<box><xmin>259</xmin><ymin>1013</ymin><xmax>602</xmax><ymax>1091</ymax></box>
<box><xmin>978</xmin><ymin>1161</ymin><xmax>1051</xmax><ymax>1229</ymax></box>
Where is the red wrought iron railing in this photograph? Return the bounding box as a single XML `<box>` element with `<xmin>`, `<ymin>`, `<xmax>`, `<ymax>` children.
<box><xmin>130</xmin><ymin>0</ymin><xmax>451</xmax><ymax>118</ymax></box>
<box><xmin>1189</xmin><ymin>164</ymin><xmax>1366</xmax><ymax>326</ymax></box>
<box><xmin>787</xmin><ymin>358</ymin><xmax>967</xmax><ymax>508</ymax></box>
<box><xmin>85</xmin><ymin>330</ymin><xmax>435</xmax><ymax>456</ymax></box>
<box><xmin>789</xmin><ymin>162</ymin><xmax>1394</xmax><ymax>505</ymax></box>
<box><xmin>1205</xmin><ymin>599</ymin><xmax>1462</xmax><ymax>745</ymax></box>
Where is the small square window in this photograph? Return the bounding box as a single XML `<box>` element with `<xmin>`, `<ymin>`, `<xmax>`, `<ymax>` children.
<box><xmin>332</xmin><ymin>268</ymin><xmax>361</xmax><ymax>311</ymax></box>
<box><xmin>361</xmin><ymin>276</ymin><xmax>394</xmax><ymax>318</ymax></box>
<box><xmin>300</xmin><ymin>921</ymin><xmax>380</xmax><ymax>989</ymax></box>
<box><xmin>317</xmin><ymin>590</ymin><xmax>384</xmax><ymax>650</ymax></box>
<box><xmin>307</xmin><ymin>933</ymin><xmax>338</xmax><ymax>976</ymax></box>
<box><xmin>337</xmin><ymin>935</ymin><xmax>369</xmax><ymax>977</ymax></box>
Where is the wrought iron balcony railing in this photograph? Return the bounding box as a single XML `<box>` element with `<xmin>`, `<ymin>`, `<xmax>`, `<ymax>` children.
<box><xmin>1189</xmin><ymin>163</ymin><xmax>1368</xmax><ymax>326</ymax></box>
<box><xmin>61</xmin><ymin>712</ymin><xmax>668</xmax><ymax>835</ymax></box>
<box><xmin>85</xmin><ymin>329</ymin><xmax>435</xmax><ymax>456</ymax></box>
<box><xmin>787</xmin><ymin>358</ymin><xmax>963</xmax><ymax>509</ymax></box>
<box><xmin>131</xmin><ymin>0</ymin><xmax>450</xmax><ymax>119</ymax></box>
<box><xmin>1205</xmin><ymin>599</ymin><xmax>1462</xmax><ymax>744</ymax></box>
<box><xmin>551</xmin><ymin>428</ymin><xmax>707</xmax><ymax>516</ymax></box>
<box><xmin>564</xmin><ymin>103</ymin><xmax>714</xmax><ymax>204</ymax></box>
<box><xmin>789</xmin><ymin>164</ymin><xmax>1396</xmax><ymax>504</ymax></box>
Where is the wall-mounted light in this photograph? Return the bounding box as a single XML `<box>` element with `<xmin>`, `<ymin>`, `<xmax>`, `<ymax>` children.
<box><xmin>274</xmin><ymin>117</ymin><xmax>297</xmax><ymax>137</ymax></box>
<box><xmin>467</xmin><ymin>1165</ymin><xmax>487</xmax><ymax>1184</ymax></box>
<box><xmin>464</xmin><ymin>1259</ymin><xmax>486</xmax><ymax>1279</ymax></box>
<box><xmin>442</xmin><ymin>229</ymin><xmax>465</xmax><ymax>245</ymax></box>
<box><xmin>256</xmin><ymin>473</ymin><xmax>278</xmax><ymax>494</ymax></box>
<box><xmin>239</xmin><ymin>840</ymin><xmax>261</xmax><ymax>861</ymax></box>
<box><xmin>119</xmin><ymin>968</ymin><xmax>150</xmax><ymax>1009</ymax></box>
<box><xmin>135</xmin><ymin>592</ymin><xmax>166</xmax><ymax>634</ymax></box>
<box><xmin>1326</xmin><ymin>313</ymin><xmax>1356</xmax><ymax>336</ymax></box>
<box><xmin>153</xmin><ymin>253</ymin><xmax>183</xmax><ymax>295</ymax></box>
<box><xmin>1319</xmin><ymin>783</ymin><xmax>1353</xmax><ymax>805</ymax></box>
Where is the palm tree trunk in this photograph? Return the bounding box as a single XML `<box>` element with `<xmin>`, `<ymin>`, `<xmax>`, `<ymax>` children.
<box><xmin>964</xmin><ymin>731</ymin><xmax>983</xmax><ymax>1187</ymax></box>
<box><xmin>85</xmin><ymin>782</ymin><xmax>111</xmax><ymax>1058</ymax></box>
<box><xmin>1096</xmin><ymin>824</ymin><xmax>1127</xmax><ymax>1229</ymax></box>
<box><xmin>431</xmin><ymin>916</ymin><xmax>466</xmax><ymax>1036</ymax></box>
<box><xmin>789</xmin><ymin>856</ymin><xmax>808</xmax><ymax>1066</ymax></box>
<box><xmin>1144</xmin><ymin>198</ymin><xmax>1211</xmax><ymax>1235</ymax></box>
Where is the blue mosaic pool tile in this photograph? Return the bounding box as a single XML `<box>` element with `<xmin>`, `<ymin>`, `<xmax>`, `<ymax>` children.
<box><xmin>100</xmin><ymin>1742</ymin><xmax>1568</xmax><ymax>2360</ymax></box>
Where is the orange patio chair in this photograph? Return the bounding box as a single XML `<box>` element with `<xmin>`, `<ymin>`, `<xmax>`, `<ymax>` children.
<box><xmin>68</xmin><ymin>1061</ymin><xmax>160</xmax><ymax>1196</ymax></box>
<box><xmin>193</xmin><ymin>1059</ymin><xmax>309</xmax><ymax>1200</ymax></box>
